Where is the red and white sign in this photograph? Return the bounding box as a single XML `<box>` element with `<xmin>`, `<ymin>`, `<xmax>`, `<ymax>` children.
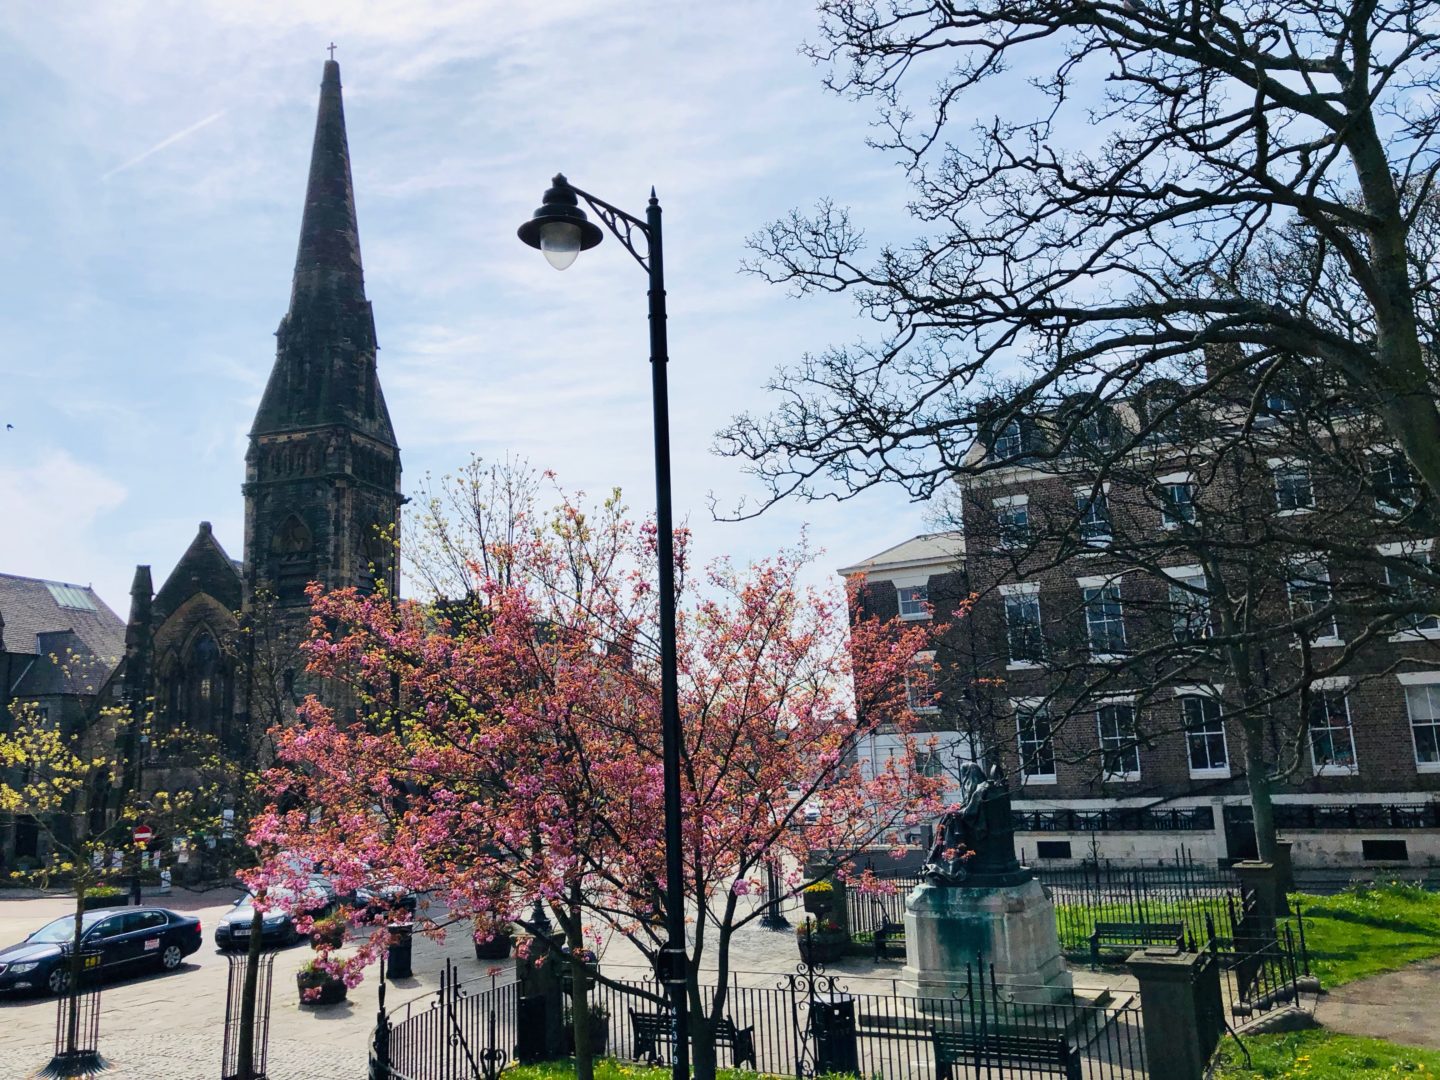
<box><xmin>132</xmin><ymin>825</ymin><xmax>154</xmax><ymax>845</ymax></box>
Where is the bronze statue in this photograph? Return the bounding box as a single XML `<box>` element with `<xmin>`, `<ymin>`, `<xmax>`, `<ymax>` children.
<box><xmin>921</xmin><ymin>762</ymin><xmax>1026</xmax><ymax>886</ymax></box>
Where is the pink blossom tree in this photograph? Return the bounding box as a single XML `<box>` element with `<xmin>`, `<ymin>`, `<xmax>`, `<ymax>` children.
<box><xmin>247</xmin><ymin>466</ymin><xmax>952</xmax><ymax>1080</ymax></box>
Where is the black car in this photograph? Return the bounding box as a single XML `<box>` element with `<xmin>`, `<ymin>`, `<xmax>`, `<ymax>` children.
<box><xmin>0</xmin><ymin>907</ymin><xmax>203</xmax><ymax>995</ymax></box>
<box><xmin>214</xmin><ymin>880</ymin><xmax>336</xmax><ymax>951</ymax></box>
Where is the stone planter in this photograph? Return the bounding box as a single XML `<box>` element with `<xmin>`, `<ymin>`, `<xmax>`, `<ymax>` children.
<box><xmin>802</xmin><ymin>891</ymin><xmax>834</xmax><ymax>916</ymax></box>
<box><xmin>474</xmin><ymin>931</ymin><xmax>514</xmax><ymax>961</ymax></box>
<box><xmin>297</xmin><ymin>967</ymin><xmax>347</xmax><ymax>1006</ymax></box>
<box><xmin>797</xmin><ymin>933</ymin><xmax>847</xmax><ymax>965</ymax></box>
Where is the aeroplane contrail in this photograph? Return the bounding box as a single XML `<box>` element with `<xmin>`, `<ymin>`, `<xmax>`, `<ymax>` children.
<box><xmin>102</xmin><ymin>109</ymin><xmax>226</xmax><ymax>181</ymax></box>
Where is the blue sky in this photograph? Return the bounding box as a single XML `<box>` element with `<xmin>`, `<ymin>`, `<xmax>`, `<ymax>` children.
<box><xmin>0</xmin><ymin>2</ymin><xmax>927</xmax><ymax>615</ymax></box>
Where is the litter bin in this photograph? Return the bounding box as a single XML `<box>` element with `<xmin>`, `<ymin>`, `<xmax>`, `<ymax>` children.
<box><xmin>808</xmin><ymin>993</ymin><xmax>859</xmax><ymax>1076</ymax></box>
<box><xmin>386</xmin><ymin>924</ymin><xmax>413</xmax><ymax>980</ymax></box>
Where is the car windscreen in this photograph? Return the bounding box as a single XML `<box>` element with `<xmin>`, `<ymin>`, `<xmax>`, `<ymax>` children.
<box><xmin>29</xmin><ymin>913</ymin><xmax>106</xmax><ymax>943</ymax></box>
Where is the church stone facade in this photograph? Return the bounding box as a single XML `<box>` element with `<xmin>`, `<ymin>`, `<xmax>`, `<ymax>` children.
<box><xmin>122</xmin><ymin>58</ymin><xmax>402</xmax><ymax>763</ymax></box>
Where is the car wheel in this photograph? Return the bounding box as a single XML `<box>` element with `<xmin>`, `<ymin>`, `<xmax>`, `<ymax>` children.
<box><xmin>160</xmin><ymin>944</ymin><xmax>184</xmax><ymax>971</ymax></box>
<box><xmin>46</xmin><ymin>967</ymin><xmax>70</xmax><ymax>995</ymax></box>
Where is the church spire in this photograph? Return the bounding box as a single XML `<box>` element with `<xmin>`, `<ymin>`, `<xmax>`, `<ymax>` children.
<box><xmin>251</xmin><ymin>57</ymin><xmax>395</xmax><ymax>445</ymax></box>
<box><xmin>244</xmin><ymin>57</ymin><xmax>402</xmax><ymax>616</ymax></box>
<box><xmin>290</xmin><ymin>58</ymin><xmax>365</xmax><ymax>309</ymax></box>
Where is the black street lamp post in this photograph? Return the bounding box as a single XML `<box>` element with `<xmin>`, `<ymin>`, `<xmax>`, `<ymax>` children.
<box><xmin>518</xmin><ymin>174</ymin><xmax>688</xmax><ymax>1080</ymax></box>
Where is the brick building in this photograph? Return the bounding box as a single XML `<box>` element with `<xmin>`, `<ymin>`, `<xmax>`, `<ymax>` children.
<box><xmin>843</xmin><ymin>381</ymin><xmax>1440</xmax><ymax>870</ymax></box>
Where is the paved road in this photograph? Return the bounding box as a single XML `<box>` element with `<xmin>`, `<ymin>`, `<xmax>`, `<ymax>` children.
<box><xmin>0</xmin><ymin>889</ymin><xmax>506</xmax><ymax>1080</ymax></box>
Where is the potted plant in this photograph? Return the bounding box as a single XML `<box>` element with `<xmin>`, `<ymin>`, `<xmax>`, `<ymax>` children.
<box><xmin>796</xmin><ymin>918</ymin><xmax>847</xmax><ymax>964</ymax></box>
<box><xmin>309</xmin><ymin>911</ymin><xmax>347</xmax><ymax>949</ymax></box>
<box><xmin>296</xmin><ymin>958</ymin><xmax>348</xmax><ymax>1006</ymax></box>
<box><xmin>802</xmin><ymin>880</ymin><xmax>835</xmax><ymax>915</ymax></box>
<box><xmin>565</xmin><ymin>999</ymin><xmax>611</xmax><ymax>1055</ymax></box>
<box><xmin>473</xmin><ymin>922</ymin><xmax>514</xmax><ymax>960</ymax></box>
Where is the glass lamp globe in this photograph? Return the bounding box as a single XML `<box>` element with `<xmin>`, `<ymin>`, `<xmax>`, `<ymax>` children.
<box><xmin>539</xmin><ymin>221</ymin><xmax>583</xmax><ymax>271</ymax></box>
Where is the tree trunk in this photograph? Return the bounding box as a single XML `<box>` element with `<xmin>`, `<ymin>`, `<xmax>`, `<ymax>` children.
<box><xmin>1241</xmin><ymin>718</ymin><xmax>1278</xmax><ymax>864</ymax></box>
<box><xmin>689</xmin><ymin>977</ymin><xmax>720</xmax><ymax>1080</ymax></box>
<box><xmin>66</xmin><ymin>886</ymin><xmax>85</xmax><ymax>1056</ymax></box>
<box><xmin>565</xmin><ymin>896</ymin><xmax>594</xmax><ymax>1080</ymax></box>
<box><xmin>235</xmin><ymin>906</ymin><xmax>264</xmax><ymax>1079</ymax></box>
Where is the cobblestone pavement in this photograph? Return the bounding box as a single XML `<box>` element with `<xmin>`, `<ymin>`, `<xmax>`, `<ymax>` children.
<box><xmin>0</xmin><ymin>888</ymin><xmax>1129</xmax><ymax>1079</ymax></box>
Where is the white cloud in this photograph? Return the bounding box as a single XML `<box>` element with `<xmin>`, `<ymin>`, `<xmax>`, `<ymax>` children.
<box><xmin>0</xmin><ymin>449</ymin><xmax>128</xmax><ymax>590</ymax></box>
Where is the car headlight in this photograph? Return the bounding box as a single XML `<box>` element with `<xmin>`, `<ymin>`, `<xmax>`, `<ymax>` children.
<box><xmin>9</xmin><ymin>962</ymin><xmax>39</xmax><ymax>974</ymax></box>
<box><xmin>263</xmin><ymin>915</ymin><xmax>286</xmax><ymax>926</ymax></box>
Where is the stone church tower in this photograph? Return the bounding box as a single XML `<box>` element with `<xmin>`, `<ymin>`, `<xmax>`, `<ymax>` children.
<box><xmin>244</xmin><ymin>58</ymin><xmax>402</xmax><ymax>615</ymax></box>
<box><xmin>120</xmin><ymin>58</ymin><xmax>401</xmax><ymax>762</ymax></box>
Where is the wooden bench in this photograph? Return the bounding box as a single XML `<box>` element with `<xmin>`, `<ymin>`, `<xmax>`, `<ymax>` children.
<box><xmin>931</xmin><ymin>1027</ymin><xmax>1082</xmax><ymax>1080</ymax></box>
<box><xmin>1089</xmin><ymin>920</ymin><xmax>1185</xmax><ymax>967</ymax></box>
<box><xmin>873</xmin><ymin>915</ymin><xmax>906</xmax><ymax>962</ymax></box>
<box><xmin>628</xmin><ymin>1009</ymin><xmax>756</xmax><ymax>1069</ymax></box>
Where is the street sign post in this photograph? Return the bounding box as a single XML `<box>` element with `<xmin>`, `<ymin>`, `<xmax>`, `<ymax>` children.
<box><xmin>132</xmin><ymin>825</ymin><xmax>153</xmax><ymax>845</ymax></box>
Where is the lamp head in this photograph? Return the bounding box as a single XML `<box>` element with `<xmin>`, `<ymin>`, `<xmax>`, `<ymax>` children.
<box><xmin>517</xmin><ymin>174</ymin><xmax>604</xmax><ymax>270</ymax></box>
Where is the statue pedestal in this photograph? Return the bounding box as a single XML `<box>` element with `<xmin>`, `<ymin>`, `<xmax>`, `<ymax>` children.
<box><xmin>901</xmin><ymin>879</ymin><xmax>1072</xmax><ymax>1006</ymax></box>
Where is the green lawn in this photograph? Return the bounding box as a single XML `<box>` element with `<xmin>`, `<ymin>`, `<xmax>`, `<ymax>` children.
<box><xmin>1287</xmin><ymin>883</ymin><xmax>1440</xmax><ymax>988</ymax></box>
<box><xmin>1052</xmin><ymin>895</ymin><xmax>1232</xmax><ymax>953</ymax></box>
<box><xmin>1048</xmin><ymin>882</ymin><xmax>1440</xmax><ymax>982</ymax></box>
<box><xmin>1212</xmin><ymin>1029</ymin><xmax>1440</xmax><ymax>1078</ymax></box>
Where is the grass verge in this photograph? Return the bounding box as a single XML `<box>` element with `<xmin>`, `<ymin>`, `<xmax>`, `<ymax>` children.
<box><xmin>1287</xmin><ymin>883</ymin><xmax>1440</xmax><ymax>988</ymax></box>
<box><xmin>1212</xmin><ymin>1029</ymin><xmax>1440</xmax><ymax>1077</ymax></box>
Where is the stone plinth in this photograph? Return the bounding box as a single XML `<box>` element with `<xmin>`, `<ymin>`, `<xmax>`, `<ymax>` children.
<box><xmin>901</xmin><ymin>879</ymin><xmax>1072</xmax><ymax>1005</ymax></box>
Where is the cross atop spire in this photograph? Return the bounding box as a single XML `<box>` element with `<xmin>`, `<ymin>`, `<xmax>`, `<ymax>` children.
<box><xmin>327</xmin><ymin>41</ymin><xmax>337</xmax><ymax>60</ymax></box>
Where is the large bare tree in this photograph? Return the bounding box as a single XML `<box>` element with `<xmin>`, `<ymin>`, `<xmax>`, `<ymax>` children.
<box><xmin>721</xmin><ymin>1</ymin><xmax>1439</xmax><ymax>510</ymax></box>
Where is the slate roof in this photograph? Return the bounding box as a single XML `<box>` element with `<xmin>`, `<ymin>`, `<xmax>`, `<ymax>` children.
<box><xmin>152</xmin><ymin>522</ymin><xmax>243</xmax><ymax>621</ymax></box>
<box><xmin>0</xmin><ymin>573</ymin><xmax>124</xmax><ymax>696</ymax></box>
<box><xmin>836</xmin><ymin>532</ymin><xmax>966</xmax><ymax>578</ymax></box>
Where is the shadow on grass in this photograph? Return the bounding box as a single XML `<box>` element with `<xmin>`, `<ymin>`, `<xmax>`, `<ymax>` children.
<box><xmin>1300</xmin><ymin>908</ymin><xmax>1440</xmax><ymax>938</ymax></box>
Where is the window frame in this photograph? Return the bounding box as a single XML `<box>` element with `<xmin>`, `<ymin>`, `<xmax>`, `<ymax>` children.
<box><xmin>1370</xmin><ymin>447</ymin><xmax>1419</xmax><ymax>517</ymax></box>
<box><xmin>1074</xmin><ymin>485</ymin><xmax>1113</xmax><ymax>546</ymax></box>
<box><xmin>1095</xmin><ymin>698</ymin><xmax>1141</xmax><ymax>782</ymax></box>
<box><xmin>905</xmin><ymin>651</ymin><xmax>940</xmax><ymax>714</ymax></box>
<box><xmin>1176</xmin><ymin>689</ymin><xmax>1230</xmax><ymax>778</ymax></box>
<box><xmin>1398</xmin><ymin>672</ymin><xmax>1440</xmax><ymax>773</ymax></box>
<box><xmin>1000</xmin><ymin>582</ymin><xmax>1044</xmax><ymax>669</ymax></box>
<box><xmin>1013</xmin><ymin>699</ymin><xmax>1057</xmax><ymax>784</ymax></box>
<box><xmin>896</xmin><ymin>583</ymin><xmax>932</xmax><ymax>622</ymax></box>
<box><xmin>1307</xmin><ymin>679</ymin><xmax>1359</xmax><ymax>776</ymax></box>
<box><xmin>993</xmin><ymin>494</ymin><xmax>1031</xmax><ymax>550</ymax></box>
<box><xmin>1164</xmin><ymin>564</ymin><xmax>1212</xmax><ymax>643</ymax></box>
<box><xmin>1156</xmin><ymin>472</ymin><xmax>1198</xmax><ymax>530</ymax></box>
<box><xmin>1379</xmin><ymin>541</ymin><xmax>1440</xmax><ymax>640</ymax></box>
<box><xmin>1078</xmin><ymin>575</ymin><xmax>1128</xmax><ymax>661</ymax></box>
<box><xmin>1269</xmin><ymin>458</ymin><xmax>1316</xmax><ymax>516</ymax></box>
<box><xmin>1286</xmin><ymin>556</ymin><xmax>1342</xmax><ymax>646</ymax></box>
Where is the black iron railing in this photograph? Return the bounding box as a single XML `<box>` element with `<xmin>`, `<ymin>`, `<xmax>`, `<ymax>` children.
<box><xmin>1273</xmin><ymin>801</ymin><xmax>1440</xmax><ymax>830</ymax></box>
<box><xmin>371</xmin><ymin>964</ymin><xmax>1148</xmax><ymax>1079</ymax></box>
<box><xmin>1014</xmin><ymin>807</ymin><xmax>1214</xmax><ymax>832</ymax></box>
